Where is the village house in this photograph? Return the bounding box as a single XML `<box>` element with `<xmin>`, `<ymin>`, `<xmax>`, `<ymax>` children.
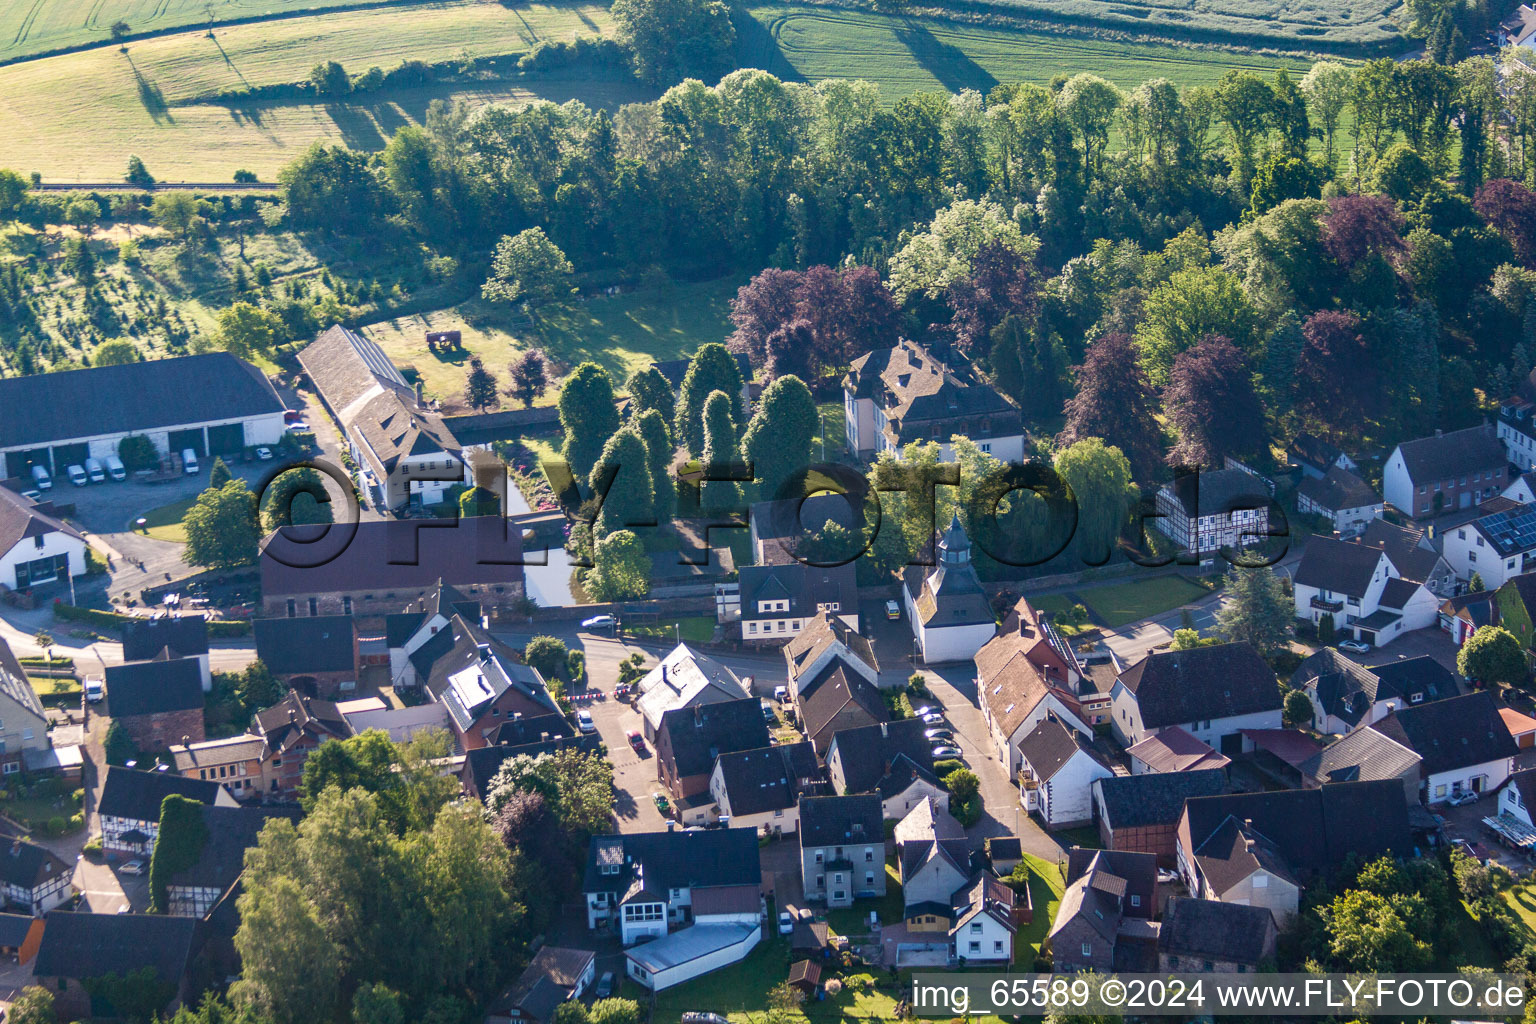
<box><xmin>1359</xmin><ymin>691</ymin><xmax>1517</xmax><ymax>803</ymax></box>
<box><xmin>1047</xmin><ymin>849</ymin><xmax>1160</xmax><ymax>973</ymax></box>
<box><xmin>1503</xmin><ymin>708</ymin><xmax>1536</xmax><ymax>748</ymax></box>
<box><xmin>460</xmin><ymin>722</ymin><xmax>598</xmax><ymax>803</ymax></box>
<box><xmin>1017</xmin><ymin>716</ymin><xmax>1114</xmax><ymax>830</ymax></box>
<box><xmin>635</xmin><ymin>644</ymin><xmax>750</xmax><ymax>741</ymax></box>
<box><xmin>708</xmin><ymin>741</ymin><xmax>827</xmax><ymax>835</ymax></box>
<box><xmin>164</xmin><ymin>805</ymin><xmax>301</xmax><ymax>917</ymax></box>
<box><xmin>250</xmin><ymin>690</ymin><xmax>351</xmax><ymax>796</ymax></box>
<box><xmin>796</xmin><ymin>660</ymin><xmax>888</xmax><ymax>755</ymax></box>
<box><xmin>738</xmin><ymin>562</ymin><xmax>859</xmax><ymax>643</ymax></box>
<box><xmin>825</xmin><ymin>718</ymin><xmax>948</xmax><ymax>819</ymax></box>
<box><xmin>1498</xmin><ymin>768</ymin><xmax>1536</xmax><ymax>827</ymax></box>
<box><xmin>951</xmin><ymin>874</ymin><xmax>1017</xmax><ymax>965</ymax></box>
<box><xmin>1440</xmin><ymin>590</ymin><xmax>1498</xmax><ymax>646</ymax></box>
<box><xmin>0</xmin><ymin>486</ymin><xmax>86</xmax><ymax>595</ymax></box>
<box><xmin>1176</xmin><ymin>780</ymin><xmax>1410</xmax><ymax>923</ymax></box>
<box><xmin>1382</xmin><ymin>424</ymin><xmax>1507</xmax><ymax>518</ymax></box>
<box><xmin>338</xmin><ymin>698</ymin><xmax>451</xmax><ymax>745</ymax></box>
<box><xmin>1291</xmin><ymin>536</ymin><xmax>1439</xmax><ymax>647</ymax></box>
<box><xmin>412</xmin><ymin>615</ymin><xmax>559</xmax><ymax>751</ymax></box>
<box><xmin>385</xmin><ymin>580</ymin><xmax>483</xmax><ymax>689</ymax></box>
<box><xmin>122</xmin><ymin>614</ymin><xmax>211</xmax><ymax>692</ymax></box>
<box><xmin>0</xmin><ymin>638</ymin><xmax>54</xmax><ymax>776</ymax></box>
<box><xmin>1152</xmin><ymin>469</ymin><xmax>1271</xmax><ymax>562</ymax></box>
<box><xmin>902</xmin><ymin>516</ymin><xmax>996</xmax><ymax>665</ymax></box>
<box><xmin>1356</xmin><ymin>519</ymin><xmax>1457</xmax><ymax>598</ymax></box>
<box><xmin>97</xmin><ymin>766</ymin><xmax>236</xmax><ymax>858</ymax></box>
<box><xmin>0</xmin><ymin>839</ymin><xmax>72</xmax><ymax>916</ymax></box>
<box><xmin>260</xmin><ymin>515</ymin><xmax>524</xmax><ymax>619</ymax></box>
<box><xmin>1108</xmin><ymin>642</ymin><xmax>1282</xmax><ymax>753</ymax></box>
<box><xmin>1292</xmin><ymin>649</ymin><xmax>1458</xmax><ymax>735</ymax></box>
<box><xmin>1298</xmin><ymin>726</ymin><xmax>1423</xmax><ymax>803</ymax></box>
<box><xmin>843</xmin><ymin>339</ymin><xmax>1025</xmax><ymax>463</ymax></box>
<box><xmin>0</xmin><ymin>352</ymin><xmax>285</xmax><ymax>484</ymax></box>
<box><xmin>798</xmin><ymin>794</ymin><xmax>886</xmax><ymax>907</ymax></box>
<box><xmin>748</xmin><ymin>493</ymin><xmax>861</xmax><ymax>568</ymax></box>
<box><xmin>975</xmin><ymin>597</ymin><xmax>1093</xmax><ymax>780</ymax></box>
<box><xmin>1444</xmin><ymin>502</ymin><xmax>1536</xmax><ymax>590</ymax></box>
<box><xmin>169</xmin><ymin>734</ymin><xmax>266</xmax><ymax>798</ymax></box>
<box><xmin>785</xmin><ymin>612</ymin><xmax>881</xmax><ymax>697</ymax></box>
<box><xmin>252</xmin><ymin>615</ymin><xmax>358</xmax><ymax>699</ymax></box>
<box><xmin>1157</xmin><ymin>898</ymin><xmax>1277</xmax><ymax>973</ymax></box>
<box><xmin>1126</xmin><ymin>726</ymin><xmax>1231</xmax><ymax>775</ymax></box>
<box><xmin>654</xmin><ymin>699</ymin><xmax>770</xmax><ymax>818</ymax></box>
<box><xmin>103</xmin><ymin>654</ymin><xmax>206</xmax><ymax>752</ymax></box>
<box><xmin>298</xmin><ymin>324</ymin><xmax>470</xmax><ymax>510</ymax></box>
<box><xmin>894</xmin><ymin>797</ymin><xmax>971</xmax><ymax>920</ymax></box>
<box><xmin>32</xmin><ymin>911</ymin><xmax>202</xmax><ymax>1022</ymax></box>
<box><xmin>485</xmin><ymin>947</ymin><xmax>597</xmax><ymax>1024</ymax></box>
<box><xmin>1296</xmin><ymin>466</ymin><xmax>1383</xmax><ymax>538</ymax></box>
<box><xmin>1500</xmin><ymin>377</ymin><xmax>1536</xmax><ymax>467</ymax></box>
<box><xmin>1289</xmin><ymin>433</ymin><xmax>1358</xmax><ymax>480</ymax></box>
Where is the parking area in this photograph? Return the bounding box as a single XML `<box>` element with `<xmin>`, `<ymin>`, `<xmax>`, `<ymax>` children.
<box><xmin>585</xmin><ymin>690</ymin><xmax>671</xmax><ymax>834</ymax></box>
<box><xmin>1345</xmin><ymin>627</ymin><xmax>1464</xmax><ymax>676</ymax></box>
<box><xmin>1433</xmin><ymin>796</ymin><xmax>1536</xmax><ymax>872</ymax></box>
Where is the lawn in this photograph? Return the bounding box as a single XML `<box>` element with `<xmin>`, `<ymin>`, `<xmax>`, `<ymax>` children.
<box><xmin>628</xmin><ymin>615</ymin><xmax>717</xmax><ymax>646</ymax></box>
<box><xmin>826</xmin><ymin>862</ymin><xmax>904</xmax><ymax>936</ymax></box>
<box><xmin>28</xmin><ymin>675</ymin><xmax>79</xmax><ymax>698</ymax></box>
<box><xmin>0</xmin><ymin>1</ymin><xmax>623</xmax><ymax>182</ymax></box>
<box><xmin>364</xmin><ymin>280</ymin><xmax>739</xmax><ymax>412</ymax></box>
<box><xmin>137</xmin><ymin>494</ymin><xmax>197</xmax><ymax>543</ymax></box>
<box><xmin>1076</xmin><ymin>575</ymin><xmax>1210</xmax><ymax>628</ymax></box>
<box><xmin>1015</xmin><ymin>853</ymin><xmax>1065</xmax><ymax>963</ymax></box>
<box><xmin>740</xmin><ymin>6</ymin><xmax>1327</xmax><ymax>105</ymax></box>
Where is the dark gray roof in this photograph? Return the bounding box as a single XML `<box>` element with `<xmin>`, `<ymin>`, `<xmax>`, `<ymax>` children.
<box><xmin>0</xmin><ymin>838</ymin><xmax>70</xmax><ymax>891</ymax></box>
<box><xmin>1117</xmin><ymin>643</ymin><xmax>1280</xmax><ymax>730</ymax></box>
<box><xmin>1159</xmin><ymin>897</ymin><xmax>1275</xmax><ymax>965</ymax></box>
<box><xmin>1094</xmin><ymin>769</ymin><xmax>1230</xmax><ymax>830</ymax></box>
<box><xmin>462</xmin><ymin>730</ymin><xmax>599</xmax><ymax>797</ymax></box>
<box><xmin>254</xmin><ymin>691</ymin><xmax>349</xmax><ymax>754</ymax></box>
<box><xmin>104</xmin><ymin>655</ymin><xmax>204</xmax><ymax>718</ymax></box>
<box><xmin>1393</xmin><ymin>424</ymin><xmax>1505</xmax><ymax>484</ymax></box>
<box><xmin>1368</xmin><ymin>691</ymin><xmax>1518</xmax><ymax>776</ymax></box>
<box><xmin>297</xmin><ymin>325</ymin><xmax>410</xmax><ymax>418</ymax></box>
<box><xmin>1181</xmin><ymin>780</ymin><xmax>1409</xmax><ymax>880</ymax></box>
<box><xmin>1290</xmin><ymin>433</ymin><xmax>1347</xmax><ymax>473</ymax></box>
<box><xmin>0</xmin><ymin>913</ymin><xmax>34</xmax><ymax>947</ymax></box>
<box><xmin>0</xmin><ymin>353</ymin><xmax>283</xmax><ymax>449</ymax></box>
<box><xmin>799</xmin><ymin>661</ymin><xmax>887</xmax><ymax>746</ymax></box>
<box><xmin>713</xmin><ymin>742</ymin><xmax>825</xmax><ymax>817</ymax></box>
<box><xmin>0</xmin><ymin>488</ymin><xmax>84</xmax><ymax>557</ymax></box>
<box><xmin>582</xmin><ymin>829</ymin><xmax>761</xmax><ymax>895</ymax></box>
<box><xmin>167</xmin><ymin>804</ymin><xmax>299</xmax><ymax>892</ymax></box>
<box><xmin>658</xmin><ymin>699</ymin><xmax>771</xmax><ymax>778</ymax></box>
<box><xmin>1294</xmin><ymin>536</ymin><xmax>1385</xmax><ymax>599</ymax></box>
<box><xmin>1298</xmin><ymin>466</ymin><xmax>1379</xmax><ymax>512</ymax></box>
<box><xmin>1300</xmin><ymin>725</ymin><xmax>1421</xmax><ymax>785</ymax></box>
<box><xmin>1378</xmin><ymin>577</ymin><xmax>1424</xmax><ymax>611</ymax></box>
<box><xmin>492</xmin><ymin>947</ymin><xmax>596</xmax><ymax>1024</ymax></box>
<box><xmin>1358</xmin><ymin>520</ymin><xmax>1443</xmax><ymax>583</ymax></box>
<box><xmin>751</xmin><ymin>494</ymin><xmax>864</xmax><ymax>567</ymax></box>
<box><xmin>738</xmin><ymin>563</ymin><xmax>858</xmax><ymax>622</ymax></box>
<box><xmin>253</xmin><ymin>615</ymin><xmax>355</xmax><ymax>675</ymax></box>
<box><xmin>1065</xmin><ymin>848</ymin><xmax>1155</xmax><ymax>913</ymax></box>
<box><xmin>260</xmin><ymin>516</ymin><xmax>524</xmax><ymax>600</ymax></box>
<box><xmin>1470</xmin><ymin>503</ymin><xmax>1536</xmax><ymax>557</ymax></box>
<box><xmin>783</xmin><ymin>612</ymin><xmax>878</xmax><ymax>681</ymax></box>
<box><xmin>1017</xmin><ymin>717</ymin><xmax>1107</xmax><ymax>782</ymax></box>
<box><xmin>1293</xmin><ymin>649</ymin><xmax>1453</xmax><ymax>730</ymax></box>
<box><xmin>1162</xmin><ymin>469</ymin><xmax>1270</xmax><ymax>519</ymax></box>
<box><xmin>653</xmin><ymin>352</ymin><xmax>751</xmax><ymax>389</ymax></box>
<box><xmin>827</xmin><ymin>718</ymin><xmax>934</xmax><ymax>794</ymax></box>
<box><xmin>122</xmin><ymin>614</ymin><xmax>209</xmax><ymax>661</ymax></box>
<box><xmin>98</xmin><ymin>766</ymin><xmax>225</xmax><ymax>823</ymax></box>
<box><xmin>33</xmin><ymin>911</ymin><xmax>198</xmax><ymax>983</ymax></box>
<box><xmin>0</xmin><ymin>637</ymin><xmax>44</xmax><ymax>722</ymax></box>
<box><xmin>417</xmin><ymin>615</ymin><xmax>557</xmax><ymax>733</ymax></box>
<box><xmin>799</xmin><ymin>794</ymin><xmax>883</xmax><ymax>848</ymax></box>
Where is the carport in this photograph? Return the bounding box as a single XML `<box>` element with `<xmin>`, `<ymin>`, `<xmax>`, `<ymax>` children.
<box><xmin>167</xmin><ymin>428</ymin><xmax>205</xmax><ymax>458</ymax></box>
<box><xmin>207</xmin><ymin>423</ymin><xmax>245</xmax><ymax>455</ymax></box>
<box><xmin>5</xmin><ymin>448</ymin><xmax>50</xmax><ymax>478</ymax></box>
<box><xmin>49</xmin><ymin>442</ymin><xmax>88</xmax><ymax>474</ymax></box>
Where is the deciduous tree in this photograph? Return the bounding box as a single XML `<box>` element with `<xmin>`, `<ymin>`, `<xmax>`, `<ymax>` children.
<box><xmin>183</xmin><ymin>480</ymin><xmax>259</xmax><ymax>569</ymax></box>
<box><xmin>1164</xmin><ymin>335</ymin><xmax>1266</xmax><ymax>468</ymax></box>
<box><xmin>1458</xmin><ymin>625</ymin><xmax>1526</xmax><ymax>685</ymax></box>
<box><xmin>1058</xmin><ymin>334</ymin><xmax>1163</xmax><ymax>481</ymax></box>
<box><xmin>676</xmin><ymin>344</ymin><xmax>744</xmax><ymax>455</ymax></box>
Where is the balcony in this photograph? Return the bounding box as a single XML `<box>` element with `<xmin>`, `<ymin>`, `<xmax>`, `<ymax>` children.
<box><xmin>1310</xmin><ymin>595</ymin><xmax>1344</xmax><ymax>613</ymax></box>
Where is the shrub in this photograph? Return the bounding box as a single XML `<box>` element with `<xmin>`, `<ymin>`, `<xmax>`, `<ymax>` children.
<box><xmin>933</xmin><ymin>759</ymin><xmax>964</xmax><ymax>777</ymax></box>
<box><xmin>82</xmin><ymin>836</ymin><xmax>103</xmax><ymax>858</ymax></box>
<box><xmin>525</xmin><ymin>636</ymin><xmax>569</xmax><ymax>677</ymax></box>
<box><xmin>824</xmin><ymin>979</ymin><xmax>844</xmax><ymax>996</ymax></box>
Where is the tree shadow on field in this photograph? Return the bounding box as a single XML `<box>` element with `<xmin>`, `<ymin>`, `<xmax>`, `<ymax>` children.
<box><xmin>126</xmin><ymin>56</ymin><xmax>173</xmax><ymax>123</ymax></box>
<box><xmin>731</xmin><ymin>6</ymin><xmax>805</xmax><ymax>82</ymax></box>
<box><xmin>323</xmin><ymin>103</ymin><xmax>386</xmax><ymax>151</ymax></box>
<box><xmin>893</xmin><ymin>18</ymin><xmax>997</xmax><ymax>95</ymax></box>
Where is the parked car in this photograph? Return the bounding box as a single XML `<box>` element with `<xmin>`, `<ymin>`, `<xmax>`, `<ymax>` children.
<box><xmin>761</xmin><ymin>701</ymin><xmax>777</xmax><ymax>724</ymax></box>
<box><xmin>104</xmin><ymin>455</ymin><xmax>126</xmax><ymax>481</ymax></box>
<box><xmin>30</xmin><ymin>464</ymin><xmax>50</xmax><ymax>490</ymax></box>
<box><xmin>84</xmin><ymin>676</ymin><xmax>104</xmax><ymax>704</ymax></box>
<box><xmin>182</xmin><ymin>448</ymin><xmax>199</xmax><ymax>475</ymax></box>
<box><xmin>595</xmin><ymin>972</ymin><xmax>616</xmax><ymax>999</ymax></box>
<box><xmin>1448</xmin><ymin>790</ymin><xmax>1480</xmax><ymax>807</ymax></box>
<box><xmin>773</xmin><ymin>685</ymin><xmax>789</xmax><ymax>703</ymax></box>
<box><xmin>924</xmin><ymin>728</ymin><xmax>954</xmax><ymax>742</ymax></box>
<box><xmin>653</xmin><ymin>792</ymin><xmax>671</xmax><ymax>816</ymax></box>
<box><xmin>885</xmin><ymin>600</ymin><xmax>901</xmax><ymax>621</ymax></box>
<box><xmin>914</xmin><ymin>705</ymin><xmax>936</xmax><ymax>718</ymax></box>
<box><xmin>576</xmin><ymin>710</ymin><xmax>596</xmax><ymax>734</ymax></box>
<box><xmin>778</xmin><ymin>911</ymin><xmax>794</xmax><ymax>935</ymax></box>
<box><xmin>582</xmin><ymin>614</ymin><xmax>615</xmax><ymax>631</ymax></box>
<box><xmin>1337</xmin><ymin>639</ymin><xmax>1371</xmax><ymax>654</ymax></box>
<box><xmin>283</xmin><ymin>409</ymin><xmax>304</xmax><ymax>425</ymax></box>
<box><xmin>285</xmin><ymin>421</ymin><xmax>310</xmax><ymax>433</ymax></box>
<box><xmin>254</xmin><ymin>447</ymin><xmax>273</xmax><ymax>461</ymax></box>
<box><xmin>84</xmin><ymin>458</ymin><xmax>105</xmax><ymax>483</ymax></box>
<box><xmin>920</xmin><ymin>712</ymin><xmax>945</xmax><ymax>726</ymax></box>
<box><xmin>931</xmin><ymin>745</ymin><xmax>963</xmax><ymax>759</ymax></box>
<box><xmin>626</xmin><ymin>730</ymin><xmax>646</xmax><ymax>754</ymax></box>
<box><xmin>65</xmin><ymin>464</ymin><xmax>87</xmax><ymax>487</ymax></box>
<box><xmin>119</xmin><ymin>859</ymin><xmax>147</xmax><ymax>876</ymax></box>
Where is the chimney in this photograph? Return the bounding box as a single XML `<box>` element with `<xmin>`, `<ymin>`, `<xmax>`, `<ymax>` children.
<box><xmin>182</xmin><ymin>735</ymin><xmax>190</xmax><ymax>747</ymax></box>
<box><xmin>415</xmin><ymin>380</ymin><xmax>425</xmax><ymax>404</ymax></box>
<box><xmin>288</xmin><ymin>708</ymin><xmax>297</xmax><ymax>724</ymax></box>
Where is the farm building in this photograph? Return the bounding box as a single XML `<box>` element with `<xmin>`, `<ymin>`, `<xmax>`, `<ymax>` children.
<box><xmin>0</xmin><ymin>353</ymin><xmax>286</xmax><ymax>480</ymax></box>
<box><xmin>0</xmin><ymin>487</ymin><xmax>86</xmax><ymax>594</ymax></box>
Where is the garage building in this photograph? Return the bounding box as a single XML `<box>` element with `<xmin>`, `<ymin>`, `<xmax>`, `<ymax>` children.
<box><xmin>0</xmin><ymin>353</ymin><xmax>286</xmax><ymax>479</ymax></box>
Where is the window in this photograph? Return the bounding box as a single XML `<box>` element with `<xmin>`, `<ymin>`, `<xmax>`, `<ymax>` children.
<box><xmin>1129</xmin><ymin>894</ymin><xmax>1140</xmax><ymax>907</ymax></box>
<box><xmin>1081</xmin><ymin>943</ymin><xmax>1092</xmax><ymax>957</ymax></box>
<box><xmin>970</xmin><ymin>922</ymin><xmax>982</xmax><ymax>934</ymax></box>
<box><xmin>287</xmin><ymin>600</ymin><xmax>296</xmax><ymax>618</ymax></box>
<box><xmin>1435</xmin><ymin>783</ymin><xmax>1447</xmax><ymax>798</ymax></box>
<box><xmin>815</xmin><ymin>851</ymin><xmax>823</xmax><ymax>863</ymax></box>
<box><xmin>308</xmin><ymin>597</ymin><xmax>318</xmax><ymax>616</ymax></box>
<box><xmin>994</xmin><ymin>941</ymin><xmax>1004</xmax><ymax>953</ymax></box>
<box><xmin>1477</xmin><ymin>535</ymin><xmax>1486</xmax><ymax>547</ymax></box>
<box><xmin>1252</xmin><ymin>873</ymin><xmax>1269</xmax><ymax>889</ymax></box>
<box><xmin>343</xmin><ymin>596</ymin><xmax>352</xmax><ymax>615</ymax></box>
<box><xmin>865</xmin><ymin>872</ymin><xmax>875</xmax><ymax>884</ymax></box>
<box><xmin>20</xmin><ymin>729</ymin><xmax>32</xmax><ymax>741</ymax></box>
<box><xmin>865</xmin><ymin>850</ymin><xmax>874</xmax><ymax>862</ymax></box>
<box><xmin>969</xmin><ymin>941</ymin><xmax>981</xmax><ymax>953</ymax></box>
<box><xmin>833</xmin><ymin>890</ymin><xmax>846</xmax><ymax>901</ymax></box>
<box><xmin>747</xmin><ymin>623</ymin><xmax>757</xmax><ymax>635</ymax></box>
<box><xmin>816</xmin><ymin>875</ymin><xmax>824</xmax><ymax>887</ymax></box>
<box><xmin>2</xmin><ymin>763</ymin><xmax>17</xmax><ymax>776</ymax></box>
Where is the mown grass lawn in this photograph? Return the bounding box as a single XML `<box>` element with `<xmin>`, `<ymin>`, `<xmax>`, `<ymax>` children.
<box><xmin>1077</xmin><ymin>575</ymin><xmax>1209</xmax><ymax>628</ymax></box>
<box><xmin>137</xmin><ymin>494</ymin><xmax>197</xmax><ymax>543</ymax></box>
<box><xmin>1015</xmin><ymin>854</ymin><xmax>1066</xmax><ymax>963</ymax></box>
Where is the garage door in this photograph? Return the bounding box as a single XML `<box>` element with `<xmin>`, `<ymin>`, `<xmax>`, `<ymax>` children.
<box><xmin>50</xmin><ymin>442</ymin><xmax>88</xmax><ymax>471</ymax></box>
<box><xmin>168</xmin><ymin>428</ymin><xmax>205</xmax><ymax>458</ymax></box>
<box><xmin>206</xmin><ymin>423</ymin><xmax>245</xmax><ymax>455</ymax></box>
<box><xmin>5</xmin><ymin>449</ymin><xmax>49</xmax><ymax>478</ymax></box>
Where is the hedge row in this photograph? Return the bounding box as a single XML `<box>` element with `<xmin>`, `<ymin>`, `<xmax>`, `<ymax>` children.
<box><xmin>52</xmin><ymin>601</ymin><xmax>249</xmax><ymax>637</ymax></box>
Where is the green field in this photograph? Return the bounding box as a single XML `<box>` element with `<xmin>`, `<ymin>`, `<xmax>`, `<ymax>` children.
<box><xmin>0</xmin><ymin>0</ymin><xmax>622</xmax><ymax>182</ymax></box>
<box><xmin>1077</xmin><ymin>575</ymin><xmax>1210</xmax><ymax>626</ymax></box>
<box><xmin>740</xmin><ymin>6</ymin><xmax>1318</xmax><ymax>102</ymax></box>
<box><xmin>363</xmin><ymin>278</ymin><xmax>739</xmax><ymax>412</ymax></box>
<box><xmin>138</xmin><ymin>494</ymin><xmax>197</xmax><ymax>542</ymax></box>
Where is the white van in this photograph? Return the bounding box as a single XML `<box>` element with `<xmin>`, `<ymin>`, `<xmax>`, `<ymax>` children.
<box><xmin>85</xmin><ymin>458</ymin><xmax>105</xmax><ymax>483</ymax></box>
<box><xmin>30</xmin><ymin>464</ymin><xmax>50</xmax><ymax>490</ymax></box>
<box><xmin>104</xmin><ymin>455</ymin><xmax>126</xmax><ymax>481</ymax></box>
<box><xmin>182</xmin><ymin>449</ymin><xmax>199</xmax><ymax>475</ymax></box>
<box><xmin>66</xmin><ymin>464</ymin><xmax>88</xmax><ymax>487</ymax></box>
